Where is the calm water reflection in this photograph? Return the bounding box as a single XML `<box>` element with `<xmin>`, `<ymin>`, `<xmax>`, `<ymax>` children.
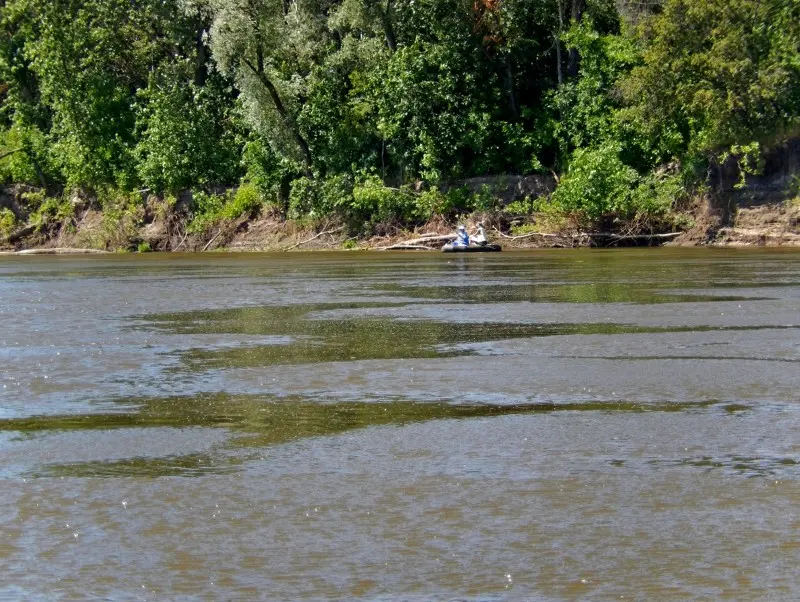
<box><xmin>1</xmin><ymin>249</ymin><xmax>799</xmax><ymax>600</ymax></box>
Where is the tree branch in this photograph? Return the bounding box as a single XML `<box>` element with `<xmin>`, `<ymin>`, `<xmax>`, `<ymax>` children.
<box><xmin>241</xmin><ymin>55</ymin><xmax>313</xmax><ymax>176</ymax></box>
<box><xmin>378</xmin><ymin>234</ymin><xmax>456</xmax><ymax>250</ymax></box>
<box><xmin>285</xmin><ymin>225</ymin><xmax>344</xmax><ymax>250</ymax></box>
<box><xmin>0</xmin><ymin>148</ymin><xmax>22</xmax><ymax>161</ymax></box>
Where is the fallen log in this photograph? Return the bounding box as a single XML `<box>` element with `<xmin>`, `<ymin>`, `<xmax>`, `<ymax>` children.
<box><xmin>494</xmin><ymin>228</ymin><xmax>683</xmax><ymax>243</ymax></box>
<box><xmin>16</xmin><ymin>248</ymin><xmax>111</xmax><ymax>255</ymax></box>
<box><xmin>493</xmin><ymin>228</ymin><xmax>561</xmax><ymax>240</ymax></box>
<box><xmin>378</xmin><ymin>234</ymin><xmax>456</xmax><ymax>250</ymax></box>
<box><xmin>285</xmin><ymin>225</ymin><xmax>345</xmax><ymax>251</ymax></box>
<box><xmin>202</xmin><ymin>228</ymin><xmax>224</xmax><ymax>252</ymax></box>
<box><xmin>584</xmin><ymin>232</ymin><xmax>682</xmax><ymax>240</ymax></box>
<box><xmin>381</xmin><ymin>244</ymin><xmax>434</xmax><ymax>251</ymax></box>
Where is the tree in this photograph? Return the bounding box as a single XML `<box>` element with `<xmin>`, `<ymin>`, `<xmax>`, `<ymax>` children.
<box><xmin>208</xmin><ymin>0</ymin><xmax>331</xmax><ymax>176</ymax></box>
<box><xmin>620</xmin><ymin>0</ymin><xmax>800</xmax><ymax>164</ymax></box>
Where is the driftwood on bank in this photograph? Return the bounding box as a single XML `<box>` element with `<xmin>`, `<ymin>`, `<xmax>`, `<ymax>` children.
<box><xmin>494</xmin><ymin>227</ymin><xmax>682</xmax><ymax>244</ymax></box>
<box><xmin>595</xmin><ymin>232</ymin><xmax>682</xmax><ymax>240</ymax></box>
<box><xmin>380</xmin><ymin>244</ymin><xmax>435</xmax><ymax>250</ymax></box>
<box><xmin>15</xmin><ymin>248</ymin><xmax>111</xmax><ymax>255</ymax></box>
<box><xmin>285</xmin><ymin>225</ymin><xmax>344</xmax><ymax>251</ymax></box>
<box><xmin>173</xmin><ymin>228</ymin><xmax>189</xmax><ymax>251</ymax></box>
<box><xmin>202</xmin><ymin>228</ymin><xmax>223</xmax><ymax>252</ymax></box>
<box><xmin>378</xmin><ymin>234</ymin><xmax>456</xmax><ymax>250</ymax></box>
<box><xmin>493</xmin><ymin>228</ymin><xmax>560</xmax><ymax>240</ymax></box>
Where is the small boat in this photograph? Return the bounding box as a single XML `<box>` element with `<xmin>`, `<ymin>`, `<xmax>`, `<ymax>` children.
<box><xmin>441</xmin><ymin>243</ymin><xmax>502</xmax><ymax>253</ymax></box>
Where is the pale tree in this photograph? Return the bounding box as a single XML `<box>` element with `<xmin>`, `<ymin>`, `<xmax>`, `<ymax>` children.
<box><xmin>207</xmin><ymin>0</ymin><xmax>335</xmax><ymax>175</ymax></box>
<box><xmin>328</xmin><ymin>0</ymin><xmax>398</xmax><ymax>51</ymax></box>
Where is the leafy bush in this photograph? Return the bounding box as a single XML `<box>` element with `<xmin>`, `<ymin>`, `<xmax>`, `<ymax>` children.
<box><xmin>240</xmin><ymin>139</ymin><xmax>299</xmax><ymax>213</ymax></box>
<box><xmin>547</xmin><ymin>144</ymin><xmax>639</xmax><ymax>222</ymax></box>
<box><xmin>0</xmin><ymin>208</ymin><xmax>16</xmax><ymax>237</ymax></box>
<box><xmin>29</xmin><ymin>194</ymin><xmax>74</xmax><ymax>231</ymax></box>
<box><xmin>414</xmin><ymin>186</ymin><xmax>470</xmax><ymax>220</ymax></box>
<box><xmin>544</xmin><ymin>143</ymin><xmax>687</xmax><ymax>230</ymax></box>
<box><xmin>0</xmin><ymin>126</ymin><xmax>52</xmax><ymax>186</ymax></box>
<box><xmin>135</xmin><ymin>70</ymin><xmax>243</xmax><ymax>193</ymax></box>
<box><xmin>187</xmin><ymin>185</ymin><xmax>266</xmax><ymax>234</ymax></box>
<box><xmin>87</xmin><ymin>197</ymin><xmax>143</xmax><ymax>250</ymax></box>
<box><xmin>287</xmin><ymin>177</ymin><xmax>322</xmax><ymax>219</ymax></box>
<box><xmin>415</xmin><ymin>189</ymin><xmax>448</xmax><ymax>220</ymax></box>
<box><xmin>470</xmin><ymin>185</ymin><xmax>500</xmax><ymax>213</ymax></box>
<box><xmin>224</xmin><ymin>184</ymin><xmax>263</xmax><ymax>220</ymax></box>
<box><xmin>288</xmin><ymin>174</ymin><xmax>356</xmax><ymax>219</ymax></box>
<box><xmin>351</xmin><ymin>175</ymin><xmax>416</xmax><ymax>223</ymax></box>
<box><xmin>628</xmin><ymin>172</ymin><xmax>683</xmax><ymax>217</ymax></box>
<box><xmin>504</xmin><ymin>197</ymin><xmax>537</xmax><ymax>216</ymax></box>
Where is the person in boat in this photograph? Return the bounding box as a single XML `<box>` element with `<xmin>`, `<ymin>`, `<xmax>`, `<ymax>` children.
<box><xmin>453</xmin><ymin>224</ymin><xmax>470</xmax><ymax>247</ymax></box>
<box><xmin>472</xmin><ymin>222</ymin><xmax>488</xmax><ymax>246</ymax></box>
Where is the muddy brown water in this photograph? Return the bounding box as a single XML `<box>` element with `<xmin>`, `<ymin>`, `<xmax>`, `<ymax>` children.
<box><xmin>1</xmin><ymin>248</ymin><xmax>799</xmax><ymax>600</ymax></box>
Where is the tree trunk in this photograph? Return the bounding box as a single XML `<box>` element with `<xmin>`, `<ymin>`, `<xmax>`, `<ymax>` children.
<box><xmin>378</xmin><ymin>0</ymin><xmax>397</xmax><ymax>52</ymax></box>
<box><xmin>555</xmin><ymin>0</ymin><xmax>564</xmax><ymax>85</ymax></box>
<box><xmin>243</xmin><ymin>54</ymin><xmax>313</xmax><ymax>177</ymax></box>
<box><xmin>505</xmin><ymin>54</ymin><xmax>518</xmax><ymax>119</ymax></box>
<box><xmin>566</xmin><ymin>0</ymin><xmax>584</xmax><ymax>78</ymax></box>
<box><xmin>194</xmin><ymin>21</ymin><xmax>208</xmax><ymax>87</ymax></box>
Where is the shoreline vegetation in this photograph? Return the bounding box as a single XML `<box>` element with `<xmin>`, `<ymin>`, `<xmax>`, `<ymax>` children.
<box><xmin>2</xmin><ymin>0</ymin><xmax>800</xmax><ymax>253</ymax></box>
<box><xmin>1</xmin><ymin>183</ymin><xmax>798</xmax><ymax>254</ymax></box>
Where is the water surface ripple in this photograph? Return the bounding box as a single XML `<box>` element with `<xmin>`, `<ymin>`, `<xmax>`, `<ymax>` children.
<box><xmin>1</xmin><ymin>249</ymin><xmax>799</xmax><ymax>600</ymax></box>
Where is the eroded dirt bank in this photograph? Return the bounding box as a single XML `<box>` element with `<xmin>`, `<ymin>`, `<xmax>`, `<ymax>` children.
<box><xmin>2</xmin><ymin>196</ymin><xmax>798</xmax><ymax>254</ymax></box>
<box><xmin>2</xmin><ymin>142</ymin><xmax>799</xmax><ymax>253</ymax></box>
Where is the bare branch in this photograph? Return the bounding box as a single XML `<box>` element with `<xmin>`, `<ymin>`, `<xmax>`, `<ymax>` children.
<box><xmin>285</xmin><ymin>225</ymin><xmax>345</xmax><ymax>250</ymax></box>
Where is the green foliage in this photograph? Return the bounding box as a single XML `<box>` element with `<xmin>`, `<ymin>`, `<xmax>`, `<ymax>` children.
<box><xmin>227</xmin><ymin>184</ymin><xmax>264</xmax><ymax>219</ymax></box>
<box><xmin>241</xmin><ymin>138</ymin><xmax>294</xmax><ymax>207</ymax></box>
<box><xmin>351</xmin><ymin>175</ymin><xmax>416</xmax><ymax>224</ymax></box>
<box><xmin>415</xmin><ymin>187</ymin><xmax>474</xmax><ymax>220</ymax></box>
<box><xmin>546</xmin><ymin>144</ymin><xmax>683</xmax><ymax>226</ymax></box>
<box><xmin>621</xmin><ymin>0</ymin><xmax>800</xmax><ymax>164</ymax></box>
<box><xmin>187</xmin><ymin>191</ymin><xmax>224</xmax><ymax>234</ymax></box>
<box><xmin>287</xmin><ymin>177</ymin><xmax>321</xmax><ymax>220</ymax></box>
<box><xmin>547</xmin><ymin>144</ymin><xmax>639</xmax><ymax>221</ymax></box>
<box><xmin>0</xmin><ymin>125</ymin><xmax>51</xmax><ymax>185</ymax></box>
<box><xmin>504</xmin><ymin>197</ymin><xmax>538</xmax><ymax>216</ymax></box>
<box><xmin>134</xmin><ymin>69</ymin><xmax>243</xmax><ymax>193</ymax></box>
<box><xmin>628</xmin><ymin>172</ymin><xmax>684</xmax><ymax>217</ymax></box>
<box><xmin>300</xmin><ymin>36</ymin><xmax>388</xmax><ymax>177</ymax></box>
<box><xmin>471</xmin><ymin>185</ymin><xmax>501</xmax><ymax>213</ymax></box>
<box><xmin>509</xmin><ymin>222</ymin><xmax>537</xmax><ymax>235</ymax></box>
<box><xmin>724</xmin><ymin>142</ymin><xmax>765</xmax><ymax>189</ymax></box>
<box><xmin>547</xmin><ymin>21</ymin><xmax>640</xmax><ymax>165</ymax></box>
<box><xmin>137</xmin><ymin>241</ymin><xmax>151</xmax><ymax>253</ymax></box>
<box><xmin>187</xmin><ymin>184</ymin><xmax>266</xmax><ymax>234</ymax></box>
<box><xmin>0</xmin><ymin>208</ymin><xmax>17</xmax><ymax>237</ymax></box>
<box><xmin>28</xmin><ymin>192</ymin><xmax>74</xmax><ymax>231</ymax></box>
<box><xmin>286</xmin><ymin>173</ymin><xmax>356</xmax><ymax>219</ymax></box>
<box><xmin>1</xmin><ymin>0</ymin><xmax>798</xmax><ymax>236</ymax></box>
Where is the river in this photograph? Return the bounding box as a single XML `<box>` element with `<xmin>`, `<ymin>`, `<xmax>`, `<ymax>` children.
<box><xmin>1</xmin><ymin>248</ymin><xmax>799</xmax><ymax>600</ymax></box>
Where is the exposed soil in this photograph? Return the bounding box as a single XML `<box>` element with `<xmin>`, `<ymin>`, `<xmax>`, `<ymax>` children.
<box><xmin>2</xmin><ymin>145</ymin><xmax>799</xmax><ymax>253</ymax></box>
<box><xmin>3</xmin><ymin>198</ymin><xmax>798</xmax><ymax>254</ymax></box>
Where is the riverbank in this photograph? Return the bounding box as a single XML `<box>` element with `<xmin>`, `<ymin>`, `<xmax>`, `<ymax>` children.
<box><xmin>2</xmin><ymin>197</ymin><xmax>798</xmax><ymax>253</ymax></box>
<box><xmin>3</xmin><ymin>160</ymin><xmax>800</xmax><ymax>253</ymax></box>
